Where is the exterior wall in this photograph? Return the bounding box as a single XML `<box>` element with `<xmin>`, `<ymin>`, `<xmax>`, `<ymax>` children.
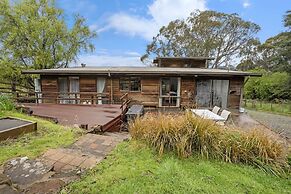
<box><xmin>228</xmin><ymin>77</ymin><xmax>244</xmax><ymax>109</ymax></box>
<box><xmin>40</xmin><ymin>75</ymin><xmax>58</xmax><ymax>103</ymax></box>
<box><xmin>180</xmin><ymin>77</ymin><xmax>196</xmax><ymax>107</ymax></box>
<box><xmin>109</xmin><ymin>76</ymin><xmax>160</xmax><ymax>107</ymax></box>
<box><xmin>39</xmin><ymin>75</ymin><xmax>244</xmax><ymax>109</ymax></box>
<box><xmin>79</xmin><ymin>75</ymin><xmax>97</xmax><ymax>101</ymax></box>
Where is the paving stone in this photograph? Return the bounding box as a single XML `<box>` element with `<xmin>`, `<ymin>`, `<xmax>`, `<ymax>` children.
<box><xmin>52</xmin><ymin>161</ymin><xmax>66</xmax><ymax>173</ymax></box>
<box><xmin>58</xmin><ymin>154</ymin><xmax>75</xmax><ymax>164</ymax></box>
<box><xmin>49</xmin><ymin>151</ymin><xmax>66</xmax><ymax>161</ymax></box>
<box><xmin>42</xmin><ymin>149</ymin><xmax>57</xmax><ymax>158</ymax></box>
<box><xmin>2</xmin><ymin>133</ymin><xmax>129</xmax><ymax>194</ymax></box>
<box><xmin>79</xmin><ymin>157</ymin><xmax>97</xmax><ymax>169</ymax></box>
<box><xmin>24</xmin><ymin>179</ymin><xmax>66</xmax><ymax>194</ymax></box>
<box><xmin>69</xmin><ymin>157</ymin><xmax>87</xmax><ymax>167</ymax></box>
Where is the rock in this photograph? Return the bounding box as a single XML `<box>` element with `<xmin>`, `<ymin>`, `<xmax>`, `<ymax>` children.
<box><xmin>4</xmin><ymin>158</ymin><xmax>52</xmax><ymax>187</ymax></box>
<box><xmin>19</xmin><ymin>157</ymin><xmax>28</xmax><ymax>164</ymax></box>
<box><xmin>0</xmin><ymin>173</ymin><xmax>11</xmax><ymax>185</ymax></box>
<box><xmin>10</xmin><ymin>160</ymin><xmax>18</xmax><ymax>166</ymax></box>
<box><xmin>0</xmin><ymin>184</ymin><xmax>19</xmax><ymax>194</ymax></box>
<box><xmin>23</xmin><ymin>162</ymin><xmax>31</xmax><ymax>170</ymax></box>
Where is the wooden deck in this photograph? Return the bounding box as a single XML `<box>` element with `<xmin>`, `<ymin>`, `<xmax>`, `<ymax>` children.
<box><xmin>21</xmin><ymin>104</ymin><xmax>126</xmax><ymax>132</ymax></box>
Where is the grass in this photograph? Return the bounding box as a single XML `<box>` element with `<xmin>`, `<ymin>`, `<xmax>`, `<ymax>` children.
<box><xmin>63</xmin><ymin>141</ymin><xmax>291</xmax><ymax>194</ymax></box>
<box><xmin>244</xmin><ymin>100</ymin><xmax>291</xmax><ymax>116</ymax></box>
<box><xmin>0</xmin><ymin>110</ymin><xmax>82</xmax><ymax>165</ymax></box>
<box><xmin>129</xmin><ymin>112</ymin><xmax>289</xmax><ymax>176</ymax></box>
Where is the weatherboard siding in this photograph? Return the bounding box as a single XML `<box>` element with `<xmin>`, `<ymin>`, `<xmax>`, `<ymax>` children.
<box><xmin>39</xmin><ymin>75</ymin><xmax>244</xmax><ymax>109</ymax></box>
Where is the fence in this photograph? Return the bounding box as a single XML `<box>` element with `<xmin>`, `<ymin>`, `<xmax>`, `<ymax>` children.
<box><xmin>243</xmin><ymin>99</ymin><xmax>291</xmax><ymax>115</ymax></box>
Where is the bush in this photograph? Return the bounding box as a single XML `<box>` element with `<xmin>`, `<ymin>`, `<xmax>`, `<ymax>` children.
<box><xmin>0</xmin><ymin>94</ymin><xmax>15</xmax><ymax>111</ymax></box>
<box><xmin>129</xmin><ymin>112</ymin><xmax>289</xmax><ymax>176</ymax></box>
<box><xmin>245</xmin><ymin>70</ymin><xmax>291</xmax><ymax>100</ymax></box>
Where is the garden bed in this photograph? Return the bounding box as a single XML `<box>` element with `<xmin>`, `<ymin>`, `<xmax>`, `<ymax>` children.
<box><xmin>0</xmin><ymin>117</ymin><xmax>37</xmax><ymax>141</ymax></box>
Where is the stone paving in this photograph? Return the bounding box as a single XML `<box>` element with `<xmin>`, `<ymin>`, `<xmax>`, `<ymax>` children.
<box><xmin>0</xmin><ymin>132</ymin><xmax>129</xmax><ymax>194</ymax></box>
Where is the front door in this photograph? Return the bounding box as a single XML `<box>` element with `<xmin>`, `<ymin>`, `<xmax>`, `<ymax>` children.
<box><xmin>159</xmin><ymin>77</ymin><xmax>181</xmax><ymax>107</ymax></box>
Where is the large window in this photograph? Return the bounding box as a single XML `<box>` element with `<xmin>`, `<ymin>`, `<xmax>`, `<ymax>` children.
<box><xmin>120</xmin><ymin>77</ymin><xmax>141</xmax><ymax>92</ymax></box>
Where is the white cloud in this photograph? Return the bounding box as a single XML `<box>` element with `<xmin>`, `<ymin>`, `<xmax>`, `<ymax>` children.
<box><xmin>107</xmin><ymin>0</ymin><xmax>207</xmax><ymax>40</ymax></box>
<box><xmin>243</xmin><ymin>0</ymin><xmax>251</xmax><ymax>8</ymax></box>
<box><xmin>73</xmin><ymin>54</ymin><xmax>145</xmax><ymax>67</ymax></box>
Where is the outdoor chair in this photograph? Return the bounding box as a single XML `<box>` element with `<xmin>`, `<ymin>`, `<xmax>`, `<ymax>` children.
<box><xmin>212</xmin><ymin>106</ymin><xmax>221</xmax><ymax>115</ymax></box>
<box><xmin>217</xmin><ymin>109</ymin><xmax>231</xmax><ymax>126</ymax></box>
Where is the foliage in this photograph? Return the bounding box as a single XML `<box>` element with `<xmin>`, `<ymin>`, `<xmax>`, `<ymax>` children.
<box><xmin>62</xmin><ymin>141</ymin><xmax>291</xmax><ymax>194</ymax></box>
<box><xmin>0</xmin><ymin>0</ymin><xmax>96</xmax><ymax>86</ymax></box>
<box><xmin>243</xmin><ymin>99</ymin><xmax>291</xmax><ymax>116</ymax></box>
<box><xmin>142</xmin><ymin>10</ymin><xmax>260</xmax><ymax>68</ymax></box>
<box><xmin>237</xmin><ymin>10</ymin><xmax>291</xmax><ymax>74</ymax></box>
<box><xmin>0</xmin><ymin>111</ymin><xmax>82</xmax><ymax>165</ymax></box>
<box><xmin>129</xmin><ymin>113</ymin><xmax>289</xmax><ymax>176</ymax></box>
<box><xmin>244</xmin><ymin>70</ymin><xmax>291</xmax><ymax>100</ymax></box>
<box><xmin>0</xmin><ymin>94</ymin><xmax>15</xmax><ymax>111</ymax></box>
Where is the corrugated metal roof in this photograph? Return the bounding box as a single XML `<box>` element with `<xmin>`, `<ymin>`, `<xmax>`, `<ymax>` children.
<box><xmin>22</xmin><ymin>66</ymin><xmax>261</xmax><ymax>76</ymax></box>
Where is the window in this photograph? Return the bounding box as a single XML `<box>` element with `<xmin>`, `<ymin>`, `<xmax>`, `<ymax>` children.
<box><xmin>120</xmin><ymin>77</ymin><xmax>141</xmax><ymax>92</ymax></box>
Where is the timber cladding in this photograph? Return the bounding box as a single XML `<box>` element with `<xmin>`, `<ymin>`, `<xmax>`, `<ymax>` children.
<box><xmin>109</xmin><ymin>76</ymin><xmax>160</xmax><ymax>107</ymax></box>
<box><xmin>39</xmin><ymin>75</ymin><xmax>244</xmax><ymax>109</ymax></box>
<box><xmin>228</xmin><ymin>77</ymin><xmax>244</xmax><ymax>108</ymax></box>
<box><xmin>181</xmin><ymin>77</ymin><xmax>196</xmax><ymax>106</ymax></box>
<box><xmin>41</xmin><ymin>75</ymin><xmax>58</xmax><ymax>103</ymax></box>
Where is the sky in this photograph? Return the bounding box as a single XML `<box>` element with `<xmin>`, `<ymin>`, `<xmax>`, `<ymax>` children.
<box><xmin>56</xmin><ymin>0</ymin><xmax>290</xmax><ymax>67</ymax></box>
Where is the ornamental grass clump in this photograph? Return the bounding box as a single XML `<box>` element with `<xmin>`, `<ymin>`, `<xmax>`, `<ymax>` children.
<box><xmin>129</xmin><ymin>112</ymin><xmax>289</xmax><ymax>175</ymax></box>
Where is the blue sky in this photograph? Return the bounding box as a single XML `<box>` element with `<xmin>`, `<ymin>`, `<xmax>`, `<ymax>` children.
<box><xmin>56</xmin><ymin>0</ymin><xmax>290</xmax><ymax>67</ymax></box>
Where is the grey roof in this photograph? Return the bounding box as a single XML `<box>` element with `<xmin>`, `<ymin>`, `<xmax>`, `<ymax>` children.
<box><xmin>22</xmin><ymin>66</ymin><xmax>261</xmax><ymax>77</ymax></box>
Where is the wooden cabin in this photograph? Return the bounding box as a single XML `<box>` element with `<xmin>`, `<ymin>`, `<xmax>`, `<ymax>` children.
<box><xmin>22</xmin><ymin>57</ymin><xmax>261</xmax><ymax>109</ymax></box>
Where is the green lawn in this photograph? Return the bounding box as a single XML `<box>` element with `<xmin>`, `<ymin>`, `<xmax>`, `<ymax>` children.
<box><xmin>0</xmin><ymin>111</ymin><xmax>82</xmax><ymax>165</ymax></box>
<box><xmin>63</xmin><ymin>141</ymin><xmax>291</xmax><ymax>194</ymax></box>
<box><xmin>244</xmin><ymin>100</ymin><xmax>291</xmax><ymax>116</ymax></box>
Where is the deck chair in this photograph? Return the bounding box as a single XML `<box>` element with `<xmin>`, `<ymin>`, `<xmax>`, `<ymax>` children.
<box><xmin>217</xmin><ymin>110</ymin><xmax>231</xmax><ymax>126</ymax></box>
<box><xmin>212</xmin><ymin>106</ymin><xmax>221</xmax><ymax>115</ymax></box>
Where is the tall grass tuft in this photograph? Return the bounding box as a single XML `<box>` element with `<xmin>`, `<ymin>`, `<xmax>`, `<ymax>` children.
<box><xmin>0</xmin><ymin>95</ymin><xmax>15</xmax><ymax>111</ymax></box>
<box><xmin>129</xmin><ymin>112</ymin><xmax>289</xmax><ymax>176</ymax></box>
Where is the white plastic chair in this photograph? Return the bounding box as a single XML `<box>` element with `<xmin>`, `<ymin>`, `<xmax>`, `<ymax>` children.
<box><xmin>212</xmin><ymin>106</ymin><xmax>221</xmax><ymax>115</ymax></box>
<box><xmin>220</xmin><ymin>110</ymin><xmax>231</xmax><ymax>121</ymax></box>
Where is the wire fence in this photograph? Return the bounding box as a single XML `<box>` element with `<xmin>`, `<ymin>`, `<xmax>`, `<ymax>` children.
<box><xmin>243</xmin><ymin>99</ymin><xmax>291</xmax><ymax>115</ymax></box>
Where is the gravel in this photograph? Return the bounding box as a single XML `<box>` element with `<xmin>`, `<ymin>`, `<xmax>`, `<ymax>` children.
<box><xmin>247</xmin><ymin>110</ymin><xmax>291</xmax><ymax>140</ymax></box>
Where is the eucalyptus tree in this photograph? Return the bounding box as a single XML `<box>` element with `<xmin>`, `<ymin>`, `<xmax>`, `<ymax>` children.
<box><xmin>142</xmin><ymin>10</ymin><xmax>260</xmax><ymax>68</ymax></box>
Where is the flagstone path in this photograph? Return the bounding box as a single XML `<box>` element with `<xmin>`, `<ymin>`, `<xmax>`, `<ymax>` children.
<box><xmin>0</xmin><ymin>132</ymin><xmax>129</xmax><ymax>194</ymax></box>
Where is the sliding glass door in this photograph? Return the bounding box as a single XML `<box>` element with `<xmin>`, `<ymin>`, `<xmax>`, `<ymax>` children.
<box><xmin>58</xmin><ymin>77</ymin><xmax>79</xmax><ymax>104</ymax></box>
<box><xmin>159</xmin><ymin>77</ymin><xmax>181</xmax><ymax>107</ymax></box>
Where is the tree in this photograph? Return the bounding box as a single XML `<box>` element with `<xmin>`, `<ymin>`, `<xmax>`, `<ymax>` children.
<box><xmin>0</xmin><ymin>0</ymin><xmax>96</xmax><ymax>86</ymax></box>
<box><xmin>142</xmin><ymin>10</ymin><xmax>260</xmax><ymax>68</ymax></box>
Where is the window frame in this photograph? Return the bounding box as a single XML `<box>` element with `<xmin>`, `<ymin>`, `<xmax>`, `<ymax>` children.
<box><xmin>119</xmin><ymin>77</ymin><xmax>141</xmax><ymax>92</ymax></box>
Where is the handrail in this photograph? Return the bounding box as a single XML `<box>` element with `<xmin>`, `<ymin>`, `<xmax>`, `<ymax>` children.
<box><xmin>120</xmin><ymin>93</ymin><xmax>128</xmax><ymax>101</ymax></box>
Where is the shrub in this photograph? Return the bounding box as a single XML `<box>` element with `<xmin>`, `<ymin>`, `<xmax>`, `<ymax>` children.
<box><xmin>244</xmin><ymin>71</ymin><xmax>291</xmax><ymax>100</ymax></box>
<box><xmin>0</xmin><ymin>94</ymin><xmax>15</xmax><ymax>111</ymax></box>
<box><xmin>129</xmin><ymin>112</ymin><xmax>289</xmax><ymax>176</ymax></box>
